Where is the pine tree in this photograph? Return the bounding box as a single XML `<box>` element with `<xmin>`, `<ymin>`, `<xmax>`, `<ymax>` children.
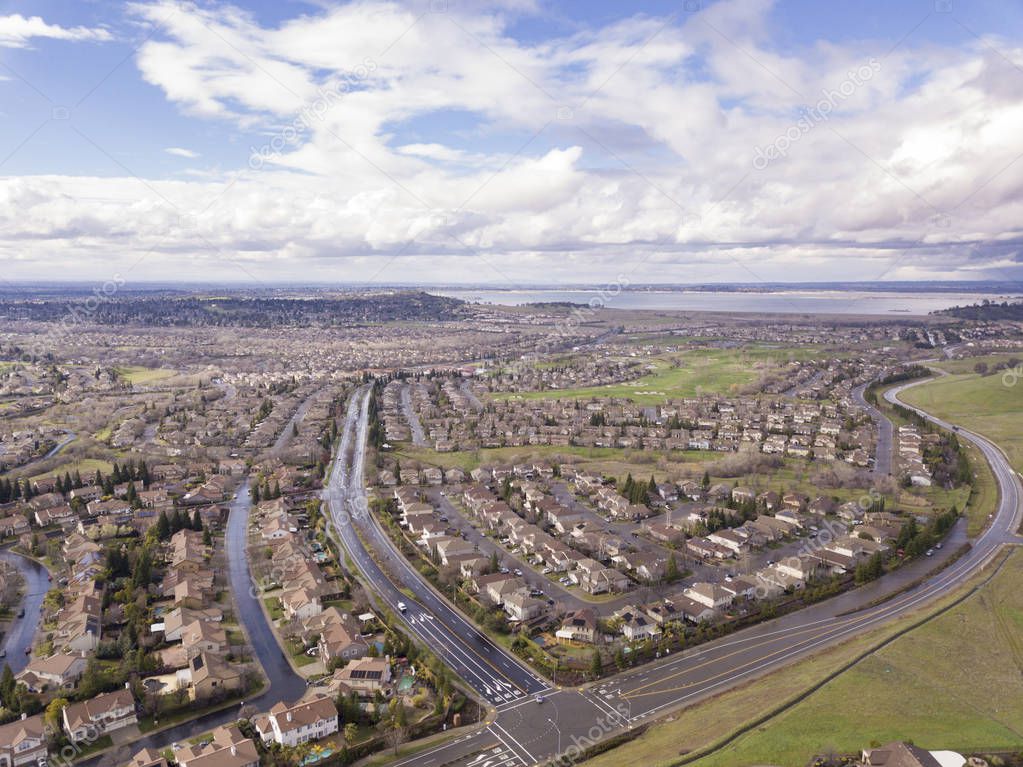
<box><xmin>156</xmin><ymin>510</ymin><xmax>170</xmax><ymax>540</ymax></box>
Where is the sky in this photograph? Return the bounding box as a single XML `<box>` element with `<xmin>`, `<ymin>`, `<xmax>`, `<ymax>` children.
<box><xmin>1</xmin><ymin>0</ymin><xmax>1022</xmax><ymax>287</ymax></box>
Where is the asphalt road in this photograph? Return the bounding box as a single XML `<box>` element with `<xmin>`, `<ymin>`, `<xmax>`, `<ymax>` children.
<box><xmin>81</xmin><ymin>463</ymin><xmax>308</xmax><ymax>766</ymax></box>
<box><xmin>852</xmin><ymin>381</ymin><xmax>893</xmax><ymax>478</ymax></box>
<box><xmin>345</xmin><ymin>377</ymin><xmax>1021</xmax><ymax>767</ymax></box>
<box><xmin>322</xmin><ymin>387</ymin><xmax>548</xmax><ymax>707</ymax></box>
<box><xmin>400</xmin><ymin>383</ymin><xmax>429</xmax><ymax>446</ymax></box>
<box><xmin>0</xmin><ymin>548</ymin><xmax>49</xmax><ymax>672</ymax></box>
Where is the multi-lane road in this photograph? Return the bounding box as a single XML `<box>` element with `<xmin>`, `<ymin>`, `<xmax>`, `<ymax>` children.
<box><xmin>324</xmin><ymin>377</ymin><xmax>1022</xmax><ymax>767</ymax></box>
<box><xmin>323</xmin><ymin>387</ymin><xmax>548</xmax><ymax>709</ymax></box>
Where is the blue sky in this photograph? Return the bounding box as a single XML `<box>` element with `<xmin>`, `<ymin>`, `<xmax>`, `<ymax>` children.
<box><xmin>1</xmin><ymin>0</ymin><xmax>1022</xmax><ymax>285</ymax></box>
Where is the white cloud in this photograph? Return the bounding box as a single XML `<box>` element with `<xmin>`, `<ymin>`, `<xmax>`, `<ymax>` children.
<box><xmin>0</xmin><ymin>13</ymin><xmax>111</xmax><ymax>48</ymax></box>
<box><xmin>1</xmin><ymin>0</ymin><xmax>1021</xmax><ymax>283</ymax></box>
<box><xmin>165</xmin><ymin>147</ymin><xmax>200</xmax><ymax>158</ymax></box>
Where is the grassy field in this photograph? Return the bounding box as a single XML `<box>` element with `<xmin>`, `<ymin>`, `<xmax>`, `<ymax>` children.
<box><xmin>30</xmin><ymin>457</ymin><xmax>113</xmax><ymax>480</ymax></box>
<box><xmin>394</xmin><ymin>444</ymin><xmax>717</xmax><ymax>476</ymax></box>
<box><xmin>900</xmin><ymin>364</ymin><xmax>1023</xmax><ymax>476</ymax></box>
<box><xmin>114</xmin><ymin>365</ymin><xmax>177</xmax><ymax>385</ymax></box>
<box><xmin>583</xmin><ymin>549</ymin><xmax>1023</xmax><ymax>767</ymax></box>
<box><xmin>493</xmin><ymin>348</ymin><xmax>811</xmax><ymax>404</ymax></box>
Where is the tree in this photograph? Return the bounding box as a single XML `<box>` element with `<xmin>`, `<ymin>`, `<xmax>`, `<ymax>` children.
<box><xmin>0</xmin><ymin>664</ymin><xmax>15</xmax><ymax>708</ymax></box>
<box><xmin>191</xmin><ymin>509</ymin><xmax>203</xmax><ymax>531</ymax></box>
<box><xmin>385</xmin><ymin>700</ymin><xmax>409</xmax><ymax>754</ymax></box>
<box><xmin>665</xmin><ymin>552</ymin><xmax>680</xmax><ymax>582</ymax></box>
<box><xmin>590</xmin><ymin>648</ymin><xmax>603</xmax><ymax>677</ymax></box>
<box><xmin>155</xmin><ymin>510</ymin><xmax>170</xmax><ymax>541</ymax></box>
<box><xmin>343</xmin><ymin>722</ymin><xmax>359</xmax><ymax>746</ymax></box>
<box><xmin>44</xmin><ymin>697</ymin><xmax>68</xmax><ymax>731</ymax></box>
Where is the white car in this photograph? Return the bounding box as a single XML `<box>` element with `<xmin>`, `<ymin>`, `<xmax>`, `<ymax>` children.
<box><xmin>397</xmin><ymin>601</ymin><xmax>407</xmax><ymax>612</ymax></box>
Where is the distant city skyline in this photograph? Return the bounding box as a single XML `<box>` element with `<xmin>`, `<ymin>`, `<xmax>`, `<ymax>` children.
<box><xmin>1</xmin><ymin>0</ymin><xmax>1022</xmax><ymax>285</ymax></box>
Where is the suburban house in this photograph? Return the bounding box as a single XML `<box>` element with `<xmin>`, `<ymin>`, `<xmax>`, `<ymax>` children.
<box><xmin>256</xmin><ymin>694</ymin><xmax>339</xmax><ymax>747</ymax></box>
<box><xmin>331</xmin><ymin>656</ymin><xmax>393</xmax><ymax>697</ymax></box>
<box><xmin>16</xmin><ymin>654</ymin><xmax>88</xmax><ymax>693</ymax></box>
<box><xmin>62</xmin><ymin>687</ymin><xmax>138</xmax><ymax>742</ymax></box>
<box><xmin>127</xmin><ymin>748</ymin><xmax>169</xmax><ymax>767</ymax></box>
<box><xmin>175</xmin><ymin>725</ymin><xmax>259</xmax><ymax>767</ymax></box>
<box><xmin>178</xmin><ymin>652</ymin><xmax>243</xmax><ymax>701</ymax></box>
<box><xmin>555</xmin><ymin>609</ymin><xmax>598</xmax><ymax>644</ymax></box>
<box><xmin>0</xmin><ymin>713</ymin><xmax>48</xmax><ymax>767</ymax></box>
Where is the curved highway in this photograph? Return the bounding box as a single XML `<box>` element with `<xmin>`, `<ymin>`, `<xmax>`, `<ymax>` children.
<box><xmin>335</xmin><ymin>375</ymin><xmax>1021</xmax><ymax>767</ymax></box>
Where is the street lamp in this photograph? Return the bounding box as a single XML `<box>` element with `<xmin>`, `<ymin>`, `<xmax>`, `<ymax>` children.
<box><xmin>547</xmin><ymin>718</ymin><xmax>562</xmax><ymax>755</ymax></box>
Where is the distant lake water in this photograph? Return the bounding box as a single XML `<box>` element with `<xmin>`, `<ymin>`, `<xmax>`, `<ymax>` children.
<box><xmin>433</xmin><ymin>289</ymin><xmax>1021</xmax><ymax>316</ymax></box>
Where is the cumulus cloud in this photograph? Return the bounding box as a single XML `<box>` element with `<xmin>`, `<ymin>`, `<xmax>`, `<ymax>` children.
<box><xmin>1</xmin><ymin>0</ymin><xmax>1022</xmax><ymax>283</ymax></box>
<box><xmin>0</xmin><ymin>13</ymin><xmax>111</xmax><ymax>48</ymax></box>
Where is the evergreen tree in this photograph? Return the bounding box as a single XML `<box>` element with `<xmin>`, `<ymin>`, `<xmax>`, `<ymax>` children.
<box><xmin>155</xmin><ymin>510</ymin><xmax>171</xmax><ymax>540</ymax></box>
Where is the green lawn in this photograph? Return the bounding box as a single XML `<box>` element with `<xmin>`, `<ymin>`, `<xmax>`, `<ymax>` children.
<box><xmin>583</xmin><ymin>549</ymin><xmax>1023</xmax><ymax>767</ymax></box>
<box><xmin>30</xmin><ymin>458</ymin><xmax>113</xmax><ymax>480</ymax></box>
<box><xmin>114</xmin><ymin>365</ymin><xmax>177</xmax><ymax>385</ymax></box>
<box><xmin>900</xmin><ymin>366</ymin><xmax>1023</xmax><ymax>477</ymax></box>
<box><xmin>394</xmin><ymin>444</ymin><xmax>716</xmax><ymax>475</ymax></box>
<box><xmin>492</xmin><ymin>348</ymin><xmax>809</xmax><ymax>404</ymax></box>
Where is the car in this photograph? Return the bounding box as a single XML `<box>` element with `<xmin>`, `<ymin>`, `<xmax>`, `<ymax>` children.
<box><xmin>397</xmin><ymin>601</ymin><xmax>407</xmax><ymax>612</ymax></box>
<box><xmin>925</xmin><ymin>549</ymin><xmax>934</xmax><ymax>557</ymax></box>
<box><xmin>440</xmin><ymin>516</ymin><xmax>448</xmax><ymax>522</ymax></box>
<box><xmin>535</xmin><ymin>695</ymin><xmax>544</xmax><ymax>704</ymax></box>
<box><xmin>541</xmin><ymin>567</ymin><xmax>552</xmax><ymax>574</ymax></box>
<box><xmin>514</xmin><ymin>569</ymin><xmax>523</xmax><ymax>576</ymax></box>
<box><xmin>499</xmin><ymin>567</ymin><xmax>510</xmax><ymax>574</ymax></box>
<box><xmin>935</xmin><ymin>542</ymin><xmax>943</xmax><ymax>549</ymax></box>
<box><xmin>724</xmin><ymin>575</ymin><xmax>733</xmax><ymax>582</ymax></box>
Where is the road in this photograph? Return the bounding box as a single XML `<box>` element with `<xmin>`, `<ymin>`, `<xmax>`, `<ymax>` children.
<box><xmin>0</xmin><ymin>548</ymin><xmax>49</xmax><ymax>672</ymax></box>
<box><xmin>269</xmin><ymin>389</ymin><xmax>320</xmax><ymax>456</ymax></box>
<box><xmin>400</xmin><ymin>383</ymin><xmax>428</xmax><ymax>446</ymax></box>
<box><xmin>852</xmin><ymin>381</ymin><xmax>893</xmax><ymax>478</ymax></box>
<box><xmin>336</xmin><ymin>377</ymin><xmax>1021</xmax><ymax>767</ymax></box>
<box><xmin>80</xmin><ymin>473</ymin><xmax>307</xmax><ymax>766</ymax></box>
<box><xmin>323</xmin><ymin>387</ymin><xmax>548</xmax><ymax>708</ymax></box>
<box><xmin>224</xmin><ymin>479</ymin><xmax>307</xmax><ymax>705</ymax></box>
<box><xmin>43</xmin><ymin>430</ymin><xmax>76</xmax><ymax>459</ymax></box>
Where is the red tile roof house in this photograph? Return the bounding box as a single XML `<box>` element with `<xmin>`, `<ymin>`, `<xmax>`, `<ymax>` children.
<box><xmin>62</xmin><ymin>687</ymin><xmax>138</xmax><ymax>742</ymax></box>
<box><xmin>0</xmin><ymin>713</ymin><xmax>49</xmax><ymax>767</ymax></box>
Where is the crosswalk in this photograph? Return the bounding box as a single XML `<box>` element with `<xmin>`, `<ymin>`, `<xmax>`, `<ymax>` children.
<box><xmin>462</xmin><ymin>745</ymin><xmax>522</xmax><ymax>767</ymax></box>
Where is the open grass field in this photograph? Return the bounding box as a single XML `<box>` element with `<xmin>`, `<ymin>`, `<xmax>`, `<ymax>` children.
<box><xmin>393</xmin><ymin>443</ymin><xmax>718</xmax><ymax>477</ymax></box>
<box><xmin>30</xmin><ymin>457</ymin><xmax>113</xmax><ymax>480</ymax></box>
<box><xmin>583</xmin><ymin>549</ymin><xmax>1023</xmax><ymax>767</ymax></box>
<box><xmin>114</xmin><ymin>365</ymin><xmax>177</xmax><ymax>385</ymax></box>
<box><xmin>493</xmin><ymin>348</ymin><xmax>815</xmax><ymax>404</ymax></box>
<box><xmin>900</xmin><ymin>365</ymin><xmax>1023</xmax><ymax>477</ymax></box>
